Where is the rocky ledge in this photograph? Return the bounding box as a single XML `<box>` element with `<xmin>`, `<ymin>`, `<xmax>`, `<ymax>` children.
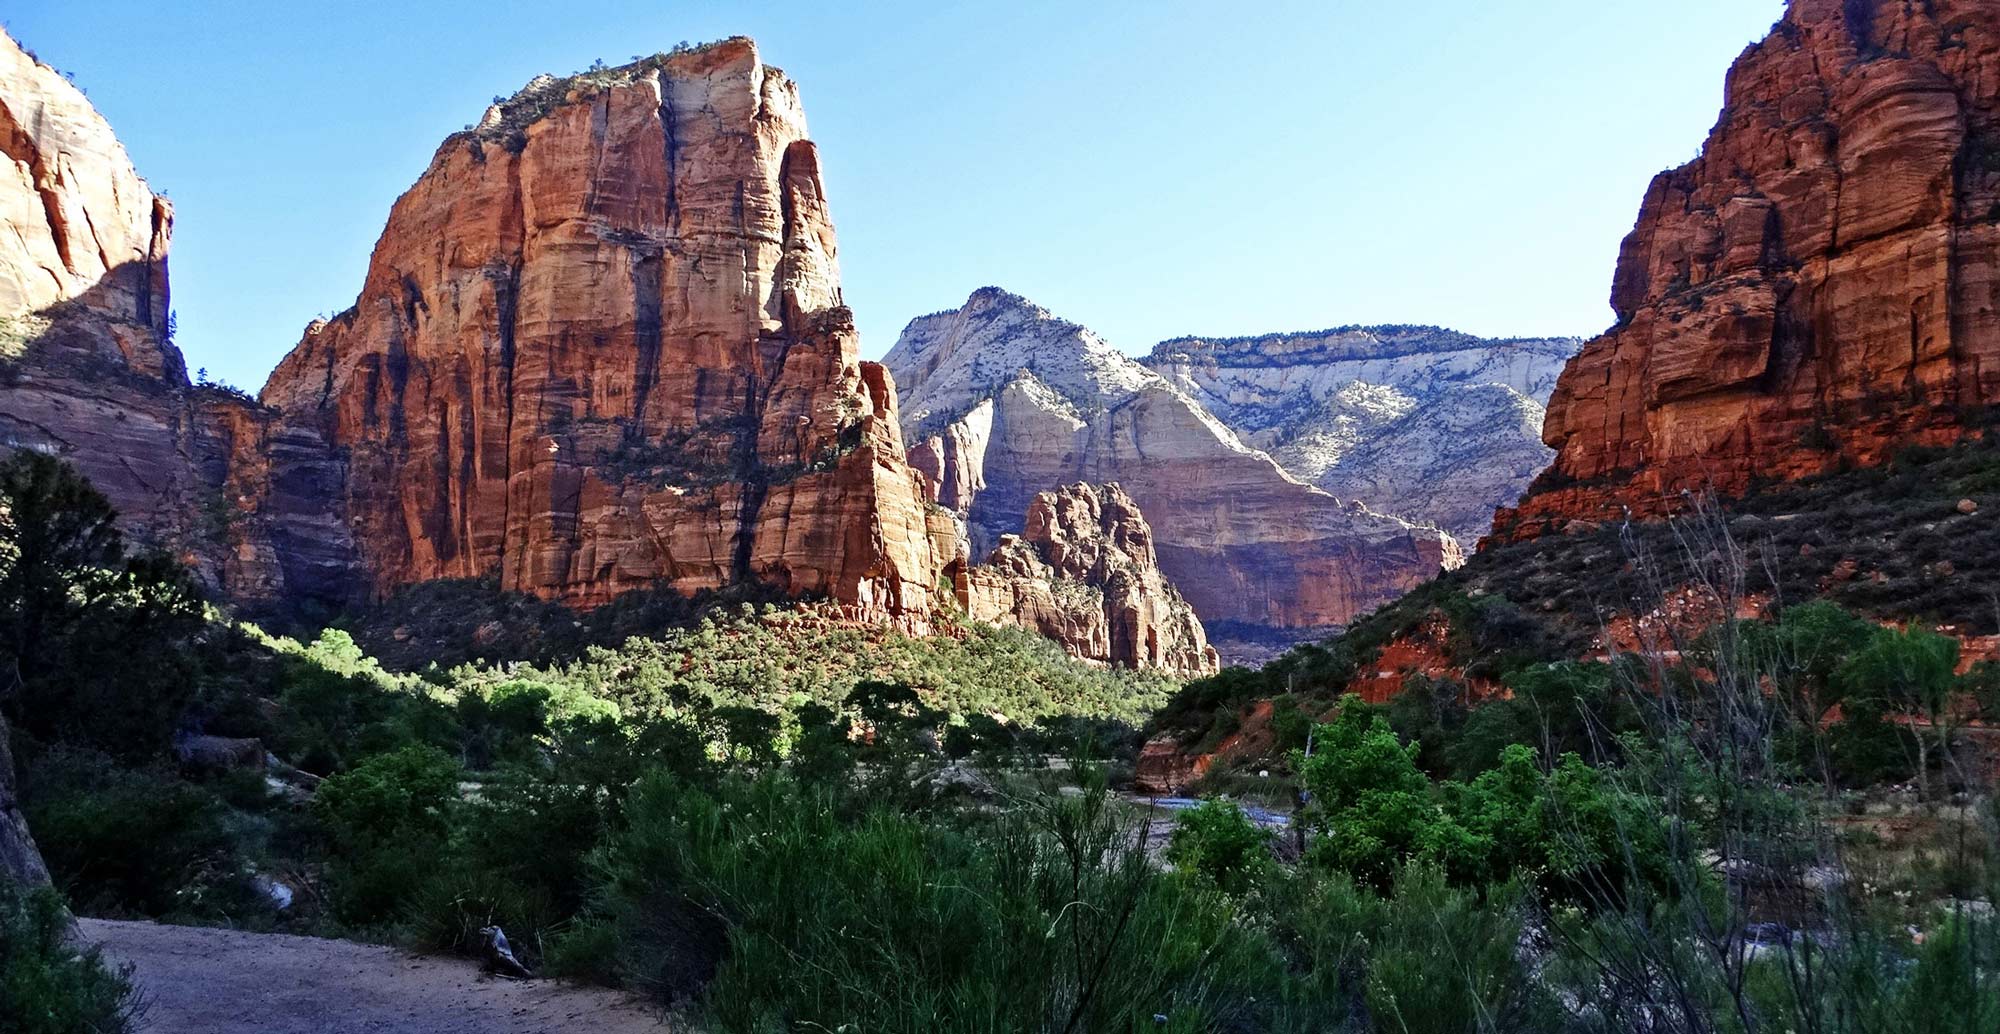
<box><xmin>957</xmin><ymin>482</ymin><xmax>1218</xmax><ymax>675</ymax></box>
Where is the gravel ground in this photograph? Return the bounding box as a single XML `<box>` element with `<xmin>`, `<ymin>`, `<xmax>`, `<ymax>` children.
<box><xmin>82</xmin><ymin>918</ymin><xmax>676</xmax><ymax>1034</ymax></box>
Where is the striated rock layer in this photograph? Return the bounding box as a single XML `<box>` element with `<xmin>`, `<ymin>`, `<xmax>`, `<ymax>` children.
<box><xmin>957</xmin><ymin>482</ymin><xmax>1218</xmax><ymax>675</ymax></box>
<box><xmin>0</xmin><ymin>34</ymin><xmax>169</xmax><ymax>328</ymax></box>
<box><xmin>1</xmin><ymin>25</ymin><xmax>180</xmax><ymax>509</ymax></box>
<box><xmin>1</xmin><ymin>36</ymin><xmax>959</xmax><ymax>631</ymax></box>
<box><xmin>0</xmin><ymin>29</ymin><xmax>351</xmax><ymax>606</ymax></box>
<box><xmin>1148</xmin><ymin>328</ymin><xmax>1579</xmax><ymax>546</ymax></box>
<box><xmin>1499</xmin><ymin>0</ymin><xmax>2000</xmax><ymax>540</ymax></box>
<box><xmin>254</xmin><ymin>40</ymin><xmax>945</xmax><ymax>625</ymax></box>
<box><xmin>886</xmin><ymin>288</ymin><xmax>1461</xmax><ymax>658</ymax></box>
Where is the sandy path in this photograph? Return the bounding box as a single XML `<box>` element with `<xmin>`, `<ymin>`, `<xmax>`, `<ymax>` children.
<box><xmin>82</xmin><ymin>918</ymin><xmax>675</xmax><ymax>1034</ymax></box>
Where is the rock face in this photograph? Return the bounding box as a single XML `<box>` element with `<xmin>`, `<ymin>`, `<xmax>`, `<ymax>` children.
<box><xmin>957</xmin><ymin>482</ymin><xmax>1218</xmax><ymax>675</ymax></box>
<box><xmin>1</xmin><ymin>26</ymin><xmax>180</xmax><ymax>514</ymax></box>
<box><xmin>0</xmin><ymin>29</ymin><xmax>348</xmax><ymax>607</ymax></box>
<box><xmin>0</xmin><ymin>34</ymin><xmax>169</xmax><ymax>330</ymax></box>
<box><xmin>1148</xmin><ymin>329</ymin><xmax>1579</xmax><ymax>545</ymax></box>
<box><xmin>2</xmin><ymin>36</ymin><xmax>955</xmax><ymax>630</ymax></box>
<box><xmin>0</xmin><ymin>714</ymin><xmax>51</xmax><ymax>889</ymax></box>
<box><xmin>886</xmin><ymin>288</ymin><xmax>1462</xmax><ymax>660</ymax></box>
<box><xmin>252</xmin><ymin>41</ymin><xmax>944</xmax><ymax>624</ymax></box>
<box><xmin>1500</xmin><ymin>0</ymin><xmax>2000</xmax><ymax>539</ymax></box>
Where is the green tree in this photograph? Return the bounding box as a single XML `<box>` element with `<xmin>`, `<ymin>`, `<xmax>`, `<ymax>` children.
<box><xmin>1840</xmin><ymin>625</ymin><xmax>1961</xmax><ymax>799</ymax></box>
<box><xmin>1747</xmin><ymin>601</ymin><xmax>1877</xmax><ymax>723</ymax></box>
<box><xmin>0</xmin><ymin>453</ymin><xmax>204</xmax><ymax>760</ymax></box>
<box><xmin>711</xmin><ymin>705</ymin><xmax>781</xmax><ymax>765</ymax></box>
<box><xmin>787</xmin><ymin>703</ymin><xmax>857</xmax><ymax>784</ymax></box>
<box><xmin>845</xmin><ymin>679</ymin><xmax>940</xmax><ymax>756</ymax></box>
<box><xmin>1295</xmin><ymin>697</ymin><xmax>1437</xmax><ymax>887</ymax></box>
<box><xmin>0</xmin><ymin>451</ymin><xmax>122</xmax><ymax>675</ymax></box>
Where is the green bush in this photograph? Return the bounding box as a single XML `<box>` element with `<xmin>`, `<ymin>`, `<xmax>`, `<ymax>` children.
<box><xmin>1353</xmin><ymin>864</ymin><xmax>1540</xmax><ymax>1034</ymax></box>
<box><xmin>584</xmin><ymin>772</ymin><xmax>1282</xmax><ymax>1032</ymax></box>
<box><xmin>0</xmin><ymin>881</ymin><xmax>141</xmax><ymax>1034</ymax></box>
<box><xmin>408</xmin><ymin>775</ymin><xmax>606</xmax><ymax>967</ymax></box>
<box><xmin>1167</xmin><ymin>799</ymin><xmax>1271</xmax><ymax>894</ymax></box>
<box><xmin>22</xmin><ymin>748</ymin><xmax>262</xmax><ymax>921</ymax></box>
<box><xmin>312</xmin><ymin>745</ymin><xmax>461</xmax><ymax>926</ymax></box>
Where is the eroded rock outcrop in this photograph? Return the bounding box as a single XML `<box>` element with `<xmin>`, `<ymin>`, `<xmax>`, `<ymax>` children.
<box><xmin>1</xmin><ymin>27</ymin><xmax>180</xmax><ymax>503</ymax></box>
<box><xmin>1148</xmin><ymin>329</ymin><xmax>1579</xmax><ymax>546</ymax></box>
<box><xmin>957</xmin><ymin>482</ymin><xmax>1218</xmax><ymax>675</ymax></box>
<box><xmin>257</xmin><ymin>41</ymin><xmax>942</xmax><ymax>624</ymax></box>
<box><xmin>2</xmin><ymin>35</ymin><xmax>952</xmax><ymax>629</ymax></box>
<box><xmin>1499</xmin><ymin>0</ymin><xmax>2000</xmax><ymax>540</ymax></box>
<box><xmin>0</xmin><ymin>29</ymin><xmax>349</xmax><ymax>607</ymax></box>
<box><xmin>887</xmin><ymin>288</ymin><xmax>1461</xmax><ymax>662</ymax></box>
<box><xmin>0</xmin><ymin>714</ymin><xmax>50</xmax><ymax>889</ymax></box>
<box><xmin>0</xmin><ymin>35</ymin><xmax>169</xmax><ymax>329</ymax></box>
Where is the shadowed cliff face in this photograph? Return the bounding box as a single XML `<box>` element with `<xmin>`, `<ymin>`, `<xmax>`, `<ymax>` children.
<box><xmin>1498</xmin><ymin>0</ymin><xmax>2000</xmax><ymax>540</ymax></box>
<box><xmin>256</xmin><ymin>40</ymin><xmax>945</xmax><ymax>624</ymax></box>
<box><xmin>0</xmin><ymin>30</ymin><xmax>358</xmax><ymax>610</ymax></box>
<box><xmin>0</xmin><ymin>272</ymin><xmax>359</xmax><ymax>610</ymax></box>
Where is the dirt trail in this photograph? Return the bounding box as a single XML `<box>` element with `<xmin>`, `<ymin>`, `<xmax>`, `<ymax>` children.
<box><xmin>82</xmin><ymin>918</ymin><xmax>675</xmax><ymax>1034</ymax></box>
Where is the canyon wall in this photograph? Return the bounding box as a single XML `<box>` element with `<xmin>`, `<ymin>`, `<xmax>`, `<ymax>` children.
<box><xmin>254</xmin><ymin>42</ymin><xmax>949</xmax><ymax>626</ymax></box>
<box><xmin>887</xmin><ymin>288</ymin><xmax>1462</xmax><ymax>662</ymax></box>
<box><xmin>1148</xmin><ymin>329</ymin><xmax>1578</xmax><ymax>545</ymax></box>
<box><xmin>0</xmin><ymin>37</ymin><xmax>957</xmax><ymax>631</ymax></box>
<box><xmin>1</xmin><ymin>26</ymin><xmax>182</xmax><ymax>524</ymax></box>
<box><xmin>957</xmin><ymin>482</ymin><xmax>1218</xmax><ymax>675</ymax></box>
<box><xmin>0</xmin><ymin>29</ymin><xmax>352</xmax><ymax>607</ymax></box>
<box><xmin>1499</xmin><ymin>0</ymin><xmax>2000</xmax><ymax>539</ymax></box>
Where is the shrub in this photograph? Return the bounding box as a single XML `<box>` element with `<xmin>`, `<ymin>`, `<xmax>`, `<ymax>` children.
<box><xmin>0</xmin><ymin>881</ymin><xmax>142</xmax><ymax>1034</ymax></box>
<box><xmin>1353</xmin><ymin>863</ymin><xmax>1541</xmax><ymax>1034</ymax></box>
<box><xmin>311</xmin><ymin>745</ymin><xmax>461</xmax><ymax>925</ymax></box>
<box><xmin>1167</xmin><ymin>799</ymin><xmax>1271</xmax><ymax>894</ymax></box>
<box><xmin>408</xmin><ymin>775</ymin><xmax>606</xmax><ymax>967</ymax></box>
<box><xmin>1255</xmin><ymin>862</ymin><xmax>1546</xmax><ymax>1031</ymax></box>
<box><xmin>585</xmin><ymin>772</ymin><xmax>1282</xmax><ymax>1032</ymax></box>
<box><xmin>22</xmin><ymin>748</ymin><xmax>261</xmax><ymax>921</ymax></box>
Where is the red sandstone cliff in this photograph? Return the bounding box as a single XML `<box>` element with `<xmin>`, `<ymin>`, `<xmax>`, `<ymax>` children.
<box><xmin>1498</xmin><ymin>0</ymin><xmax>2000</xmax><ymax>540</ymax></box>
<box><xmin>957</xmin><ymin>482</ymin><xmax>1219</xmax><ymax>675</ymax></box>
<box><xmin>257</xmin><ymin>41</ymin><xmax>942</xmax><ymax>623</ymax></box>
<box><xmin>0</xmin><ymin>29</ymin><xmax>350</xmax><ymax>607</ymax></box>
<box><xmin>0</xmin><ymin>35</ymin><xmax>944</xmax><ymax>626</ymax></box>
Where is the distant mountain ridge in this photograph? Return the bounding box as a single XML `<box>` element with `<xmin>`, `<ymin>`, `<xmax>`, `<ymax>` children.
<box><xmin>887</xmin><ymin>288</ymin><xmax>1507</xmax><ymax>664</ymax></box>
<box><xmin>1146</xmin><ymin>327</ymin><xmax>1579</xmax><ymax>544</ymax></box>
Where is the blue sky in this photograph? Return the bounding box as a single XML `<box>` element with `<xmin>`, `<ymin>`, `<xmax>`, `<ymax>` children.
<box><xmin>11</xmin><ymin>1</ymin><xmax>1784</xmax><ymax>390</ymax></box>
